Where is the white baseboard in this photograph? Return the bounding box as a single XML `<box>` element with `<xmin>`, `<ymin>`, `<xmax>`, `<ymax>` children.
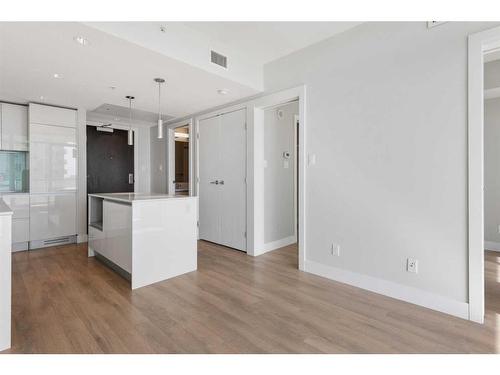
<box><xmin>485</xmin><ymin>241</ymin><xmax>500</xmax><ymax>252</ymax></box>
<box><xmin>304</xmin><ymin>259</ymin><xmax>470</xmax><ymax>320</ymax></box>
<box><xmin>77</xmin><ymin>234</ymin><xmax>88</xmax><ymax>243</ymax></box>
<box><xmin>256</xmin><ymin>235</ymin><xmax>297</xmax><ymax>256</ymax></box>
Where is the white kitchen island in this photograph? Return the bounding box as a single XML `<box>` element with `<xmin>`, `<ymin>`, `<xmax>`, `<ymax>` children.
<box><xmin>88</xmin><ymin>193</ymin><xmax>197</xmax><ymax>289</ymax></box>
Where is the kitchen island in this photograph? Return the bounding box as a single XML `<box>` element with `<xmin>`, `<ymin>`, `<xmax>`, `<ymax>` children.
<box><xmin>88</xmin><ymin>193</ymin><xmax>197</xmax><ymax>289</ymax></box>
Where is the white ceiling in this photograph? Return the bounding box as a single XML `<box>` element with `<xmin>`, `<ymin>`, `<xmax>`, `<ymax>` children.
<box><xmin>183</xmin><ymin>22</ymin><xmax>361</xmax><ymax>65</ymax></box>
<box><xmin>0</xmin><ymin>22</ymin><xmax>360</xmax><ymax>122</ymax></box>
<box><xmin>0</xmin><ymin>22</ymin><xmax>258</xmax><ymax>121</ymax></box>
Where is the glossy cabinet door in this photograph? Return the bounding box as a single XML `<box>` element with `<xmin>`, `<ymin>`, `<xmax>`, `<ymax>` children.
<box><xmin>0</xmin><ymin>103</ymin><xmax>28</xmax><ymax>151</ymax></box>
<box><xmin>29</xmin><ymin>193</ymin><xmax>76</xmax><ymax>241</ymax></box>
<box><xmin>0</xmin><ymin>194</ymin><xmax>29</xmax><ymax>219</ymax></box>
<box><xmin>29</xmin><ymin>103</ymin><xmax>76</xmax><ymax>128</ymax></box>
<box><xmin>29</xmin><ymin>123</ymin><xmax>77</xmax><ymax>193</ymax></box>
<box><xmin>103</xmin><ymin>200</ymin><xmax>132</xmax><ymax>273</ymax></box>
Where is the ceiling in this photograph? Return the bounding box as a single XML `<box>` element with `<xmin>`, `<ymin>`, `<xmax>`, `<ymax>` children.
<box><xmin>0</xmin><ymin>22</ymin><xmax>360</xmax><ymax>123</ymax></box>
<box><xmin>183</xmin><ymin>22</ymin><xmax>361</xmax><ymax>65</ymax></box>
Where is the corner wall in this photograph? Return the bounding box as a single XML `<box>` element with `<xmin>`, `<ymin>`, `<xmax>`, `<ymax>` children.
<box><xmin>263</xmin><ymin>21</ymin><xmax>499</xmax><ymax>316</ymax></box>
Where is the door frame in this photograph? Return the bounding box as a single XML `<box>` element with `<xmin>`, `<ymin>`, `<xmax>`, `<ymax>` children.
<box><xmin>166</xmin><ymin>118</ymin><xmax>194</xmax><ymax>196</ymax></box>
<box><xmin>249</xmin><ymin>86</ymin><xmax>306</xmax><ymax>269</ymax></box>
<box><xmin>468</xmin><ymin>25</ymin><xmax>500</xmax><ymax>323</ymax></box>
<box><xmin>86</xmin><ymin>122</ymin><xmax>139</xmax><ymax>192</ymax></box>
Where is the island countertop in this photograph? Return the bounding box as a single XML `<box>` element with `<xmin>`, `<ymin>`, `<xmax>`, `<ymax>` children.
<box><xmin>88</xmin><ymin>192</ymin><xmax>195</xmax><ymax>204</ymax></box>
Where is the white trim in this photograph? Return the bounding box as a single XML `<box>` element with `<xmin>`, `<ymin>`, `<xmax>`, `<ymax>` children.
<box><xmin>484</xmin><ymin>241</ymin><xmax>500</xmax><ymax>251</ymax></box>
<box><xmin>259</xmin><ymin>235</ymin><xmax>297</xmax><ymax>255</ymax></box>
<box><xmin>77</xmin><ymin>234</ymin><xmax>88</xmax><ymax>244</ymax></box>
<box><xmin>468</xmin><ymin>26</ymin><xmax>500</xmax><ymax>324</ymax></box>
<box><xmin>305</xmin><ymin>259</ymin><xmax>469</xmax><ymax>320</ymax></box>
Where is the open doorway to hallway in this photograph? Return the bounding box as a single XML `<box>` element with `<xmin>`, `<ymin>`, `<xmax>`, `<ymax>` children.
<box><xmin>262</xmin><ymin>100</ymin><xmax>299</xmax><ymax>257</ymax></box>
<box><xmin>174</xmin><ymin>125</ymin><xmax>190</xmax><ymax>196</ymax></box>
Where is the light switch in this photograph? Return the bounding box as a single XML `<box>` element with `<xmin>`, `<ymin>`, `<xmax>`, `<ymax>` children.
<box><xmin>308</xmin><ymin>154</ymin><xmax>316</xmax><ymax>166</ymax></box>
<box><xmin>284</xmin><ymin>160</ymin><xmax>289</xmax><ymax>169</ymax></box>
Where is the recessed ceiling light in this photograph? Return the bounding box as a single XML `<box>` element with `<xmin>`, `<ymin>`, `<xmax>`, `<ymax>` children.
<box><xmin>39</xmin><ymin>95</ymin><xmax>45</xmax><ymax>101</ymax></box>
<box><xmin>114</xmin><ymin>117</ymin><xmax>120</xmax><ymax>121</ymax></box>
<box><xmin>217</xmin><ymin>88</ymin><xmax>229</xmax><ymax>95</ymax></box>
<box><xmin>53</xmin><ymin>73</ymin><xmax>61</xmax><ymax>79</ymax></box>
<box><xmin>160</xmin><ymin>25</ymin><xmax>167</xmax><ymax>33</ymax></box>
<box><xmin>73</xmin><ymin>36</ymin><xmax>89</xmax><ymax>46</ymax></box>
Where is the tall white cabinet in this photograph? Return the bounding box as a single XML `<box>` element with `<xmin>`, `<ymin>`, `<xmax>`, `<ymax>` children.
<box><xmin>29</xmin><ymin>103</ymin><xmax>77</xmax><ymax>247</ymax></box>
<box><xmin>0</xmin><ymin>103</ymin><xmax>28</xmax><ymax>151</ymax></box>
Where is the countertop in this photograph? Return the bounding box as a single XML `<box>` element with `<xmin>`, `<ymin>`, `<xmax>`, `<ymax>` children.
<box><xmin>88</xmin><ymin>192</ymin><xmax>196</xmax><ymax>204</ymax></box>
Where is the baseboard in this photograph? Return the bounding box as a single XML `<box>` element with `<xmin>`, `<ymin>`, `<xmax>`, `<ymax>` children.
<box><xmin>304</xmin><ymin>259</ymin><xmax>470</xmax><ymax>320</ymax></box>
<box><xmin>77</xmin><ymin>234</ymin><xmax>88</xmax><ymax>243</ymax></box>
<box><xmin>257</xmin><ymin>235</ymin><xmax>297</xmax><ymax>256</ymax></box>
<box><xmin>485</xmin><ymin>241</ymin><xmax>500</xmax><ymax>252</ymax></box>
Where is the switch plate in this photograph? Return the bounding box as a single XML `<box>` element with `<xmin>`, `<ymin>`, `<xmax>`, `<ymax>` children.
<box><xmin>407</xmin><ymin>258</ymin><xmax>418</xmax><ymax>273</ymax></box>
<box><xmin>308</xmin><ymin>154</ymin><xmax>316</xmax><ymax>166</ymax></box>
<box><xmin>331</xmin><ymin>243</ymin><xmax>340</xmax><ymax>257</ymax></box>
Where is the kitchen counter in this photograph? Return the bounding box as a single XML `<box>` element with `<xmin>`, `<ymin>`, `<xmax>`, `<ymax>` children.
<box><xmin>88</xmin><ymin>192</ymin><xmax>193</xmax><ymax>204</ymax></box>
<box><xmin>88</xmin><ymin>193</ymin><xmax>198</xmax><ymax>289</ymax></box>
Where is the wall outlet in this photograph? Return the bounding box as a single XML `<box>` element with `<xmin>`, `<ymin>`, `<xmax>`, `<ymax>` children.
<box><xmin>407</xmin><ymin>258</ymin><xmax>418</xmax><ymax>274</ymax></box>
<box><xmin>330</xmin><ymin>243</ymin><xmax>340</xmax><ymax>257</ymax></box>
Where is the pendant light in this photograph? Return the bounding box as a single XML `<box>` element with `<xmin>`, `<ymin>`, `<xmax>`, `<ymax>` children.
<box><xmin>154</xmin><ymin>78</ymin><xmax>165</xmax><ymax>139</ymax></box>
<box><xmin>125</xmin><ymin>95</ymin><xmax>135</xmax><ymax>146</ymax></box>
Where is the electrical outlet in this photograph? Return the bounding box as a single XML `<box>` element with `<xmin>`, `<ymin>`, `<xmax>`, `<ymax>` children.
<box><xmin>330</xmin><ymin>243</ymin><xmax>340</xmax><ymax>257</ymax></box>
<box><xmin>407</xmin><ymin>258</ymin><xmax>418</xmax><ymax>274</ymax></box>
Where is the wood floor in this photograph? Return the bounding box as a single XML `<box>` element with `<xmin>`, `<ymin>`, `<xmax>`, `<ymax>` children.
<box><xmin>3</xmin><ymin>243</ymin><xmax>500</xmax><ymax>353</ymax></box>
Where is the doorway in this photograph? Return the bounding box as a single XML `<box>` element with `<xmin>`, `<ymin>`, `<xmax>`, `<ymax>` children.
<box><xmin>468</xmin><ymin>26</ymin><xmax>500</xmax><ymax>323</ymax></box>
<box><xmin>174</xmin><ymin>125</ymin><xmax>190</xmax><ymax>196</ymax></box>
<box><xmin>262</xmin><ymin>101</ymin><xmax>299</xmax><ymax>254</ymax></box>
<box><xmin>86</xmin><ymin>126</ymin><xmax>134</xmax><ymax>195</ymax></box>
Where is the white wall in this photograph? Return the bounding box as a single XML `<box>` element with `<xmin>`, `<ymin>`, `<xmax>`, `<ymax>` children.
<box><xmin>264</xmin><ymin>101</ymin><xmax>298</xmax><ymax>246</ymax></box>
<box><xmin>484</xmin><ymin>97</ymin><xmax>500</xmax><ymax>247</ymax></box>
<box><xmin>150</xmin><ymin>125</ymin><xmax>167</xmax><ymax>193</ymax></box>
<box><xmin>263</xmin><ymin>22</ymin><xmax>499</xmax><ymax>307</ymax></box>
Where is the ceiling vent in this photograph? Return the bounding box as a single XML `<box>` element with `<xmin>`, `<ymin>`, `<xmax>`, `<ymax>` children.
<box><xmin>211</xmin><ymin>50</ymin><xmax>227</xmax><ymax>69</ymax></box>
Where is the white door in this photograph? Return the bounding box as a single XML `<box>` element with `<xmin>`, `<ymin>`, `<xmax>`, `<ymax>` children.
<box><xmin>198</xmin><ymin>109</ymin><xmax>246</xmax><ymax>251</ymax></box>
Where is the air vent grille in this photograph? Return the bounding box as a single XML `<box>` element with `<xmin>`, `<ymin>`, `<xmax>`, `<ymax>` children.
<box><xmin>211</xmin><ymin>50</ymin><xmax>227</xmax><ymax>68</ymax></box>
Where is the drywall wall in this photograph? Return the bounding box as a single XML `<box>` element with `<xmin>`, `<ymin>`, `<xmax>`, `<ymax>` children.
<box><xmin>264</xmin><ymin>22</ymin><xmax>499</xmax><ymax>305</ymax></box>
<box><xmin>150</xmin><ymin>125</ymin><xmax>167</xmax><ymax>193</ymax></box>
<box><xmin>264</xmin><ymin>101</ymin><xmax>298</xmax><ymax>246</ymax></box>
<box><xmin>484</xmin><ymin>97</ymin><xmax>500</xmax><ymax>247</ymax></box>
<box><xmin>485</xmin><ymin>60</ymin><xmax>500</xmax><ymax>90</ymax></box>
<box><xmin>136</xmin><ymin>125</ymin><xmax>151</xmax><ymax>194</ymax></box>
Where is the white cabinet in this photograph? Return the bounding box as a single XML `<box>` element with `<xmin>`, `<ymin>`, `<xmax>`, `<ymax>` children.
<box><xmin>0</xmin><ymin>103</ymin><xmax>28</xmax><ymax>151</ymax></box>
<box><xmin>29</xmin><ymin>123</ymin><xmax>77</xmax><ymax>193</ymax></box>
<box><xmin>102</xmin><ymin>200</ymin><xmax>132</xmax><ymax>273</ymax></box>
<box><xmin>1</xmin><ymin>194</ymin><xmax>30</xmax><ymax>251</ymax></box>
<box><xmin>29</xmin><ymin>193</ymin><xmax>76</xmax><ymax>241</ymax></box>
<box><xmin>29</xmin><ymin>103</ymin><xmax>76</xmax><ymax>128</ymax></box>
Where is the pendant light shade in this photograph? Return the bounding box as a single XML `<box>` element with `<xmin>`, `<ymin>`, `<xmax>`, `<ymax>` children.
<box><xmin>154</xmin><ymin>78</ymin><xmax>165</xmax><ymax>139</ymax></box>
<box><xmin>125</xmin><ymin>95</ymin><xmax>135</xmax><ymax>146</ymax></box>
